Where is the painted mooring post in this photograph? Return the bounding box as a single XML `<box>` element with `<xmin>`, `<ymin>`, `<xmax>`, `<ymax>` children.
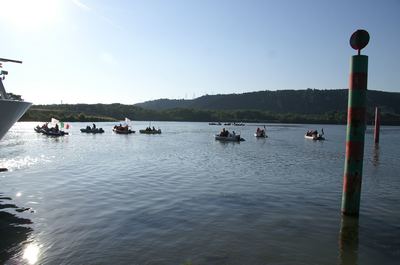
<box><xmin>341</xmin><ymin>29</ymin><xmax>370</xmax><ymax>216</ymax></box>
<box><xmin>374</xmin><ymin>106</ymin><xmax>380</xmax><ymax>144</ymax></box>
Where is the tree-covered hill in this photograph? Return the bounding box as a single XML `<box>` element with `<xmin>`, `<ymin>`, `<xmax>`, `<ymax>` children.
<box><xmin>20</xmin><ymin>89</ymin><xmax>400</xmax><ymax>125</ymax></box>
<box><xmin>135</xmin><ymin>89</ymin><xmax>400</xmax><ymax>115</ymax></box>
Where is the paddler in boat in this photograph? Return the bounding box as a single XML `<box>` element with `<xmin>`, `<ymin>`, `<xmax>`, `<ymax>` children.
<box><xmin>220</xmin><ymin>128</ymin><xmax>229</xmax><ymax>137</ymax></box>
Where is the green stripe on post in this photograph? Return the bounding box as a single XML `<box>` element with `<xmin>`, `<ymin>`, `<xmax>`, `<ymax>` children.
<box><xmin>350</xmin><ymin>55</ymin><xmax>368</xmax><ymax>73</ymax></box>
<box><xmin>347</xmin><ymin>90</ymin><xmax>367</xmax><ymax>107</ymax></box>
<box><xmin>344</xmin><ymin>160</ymin><xmax>365</xmax><ymax>175</ymax></box>
<box><xmin>342</xmin><ymin>191</ymin><xmax>361</xmax><ymax>216</ymax></box>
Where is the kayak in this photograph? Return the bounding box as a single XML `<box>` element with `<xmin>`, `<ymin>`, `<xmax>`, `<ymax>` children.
<box><xmin>80</xmin><ymin>128</ymin><xmax>104</xmax><ymax>134</ymax></box>
<box><xmin>215</xmin><ymin>134</ymin><xmax>245</xmax><ymax>142</ymax></box>
<box><xmin>139</xmin><ymin>129</ymin><xmax>161</xmax><ymax>134</ymax></box>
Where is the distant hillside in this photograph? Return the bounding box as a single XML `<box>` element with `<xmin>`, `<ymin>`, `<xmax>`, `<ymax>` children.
<box><xmin>20</xmin><ymin>89</ymin><xmax>400</xmax><ymax>125</ymax></box>
<box><xmin>135</xmin><ymin>89</ymin><xmax>400</xmax><ymax>114</ymax></box>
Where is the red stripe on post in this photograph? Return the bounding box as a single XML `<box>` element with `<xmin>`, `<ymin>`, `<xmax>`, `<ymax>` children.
<box><xmin>343</xmin><ymin>173</ymin><xmax>362</xmax><ymax>193</ymax></box>
<box><xmin>349</xmin><ymin>73</ymin><xmax>367</xmax><ymax>90</ymax></box>
<box><xmin>345</xmin><ymin>142</ymin><xmax>364</xmax><ymax>160</ymax></box>
<box><xmin>348</xmin><ymin>107</ymin><xmax>366</xmax><ymax>122</ymax></box>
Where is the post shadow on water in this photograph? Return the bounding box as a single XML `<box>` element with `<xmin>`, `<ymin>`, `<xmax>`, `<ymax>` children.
<box><xmin>372</xmin><ymin>144</ymin><xmax>380</xmax><ymax>167</ymax></box>
<box><xmin>338</xmin><ymin>215</ymin><xmax>359</xmax><ymax>265</ymax></box>
<box><xmin>0</xmin><ymin>193</ymin><xmax>33</xmax><ymax>264</ymax></box>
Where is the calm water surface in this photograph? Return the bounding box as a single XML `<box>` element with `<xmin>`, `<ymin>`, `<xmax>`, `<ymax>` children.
<box><xmin>0</xmin><ymin>122</ymin><xmax>399</xmax><ymax>265</ymax></box>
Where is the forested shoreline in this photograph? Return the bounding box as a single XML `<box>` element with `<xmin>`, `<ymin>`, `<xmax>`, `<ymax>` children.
<box><xmin>20</xmin><ymin>104</ymin><xmax>400</xmax><ymax>125</ymax></box>
<box><xmin>19</xmin><ymin>89</ymin><xmax>400</xmax><ymax>125</ymax></box>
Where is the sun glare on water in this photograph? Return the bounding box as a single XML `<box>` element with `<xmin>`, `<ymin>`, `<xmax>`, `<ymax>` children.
<box><xmin>0</xmin><ymin>0</ymin><xmax>62</xmax><ymax>31</ymax></box>
<box><xmin>22</xmin><ymin>243</ymin><xmax>40</xmax><ymax>264</ymax></box>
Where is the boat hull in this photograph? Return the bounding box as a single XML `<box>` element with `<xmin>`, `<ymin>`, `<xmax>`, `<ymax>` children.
<box><xmin>42</xmin><ymin>130</ymin><xmax>69</xmax><ymax>137</ymax></box>
<box><xmin>113</xmin><ymin>129</ymin><xmax>135</xmax><ymax>134</ymax></box>
<box><xmin>215</xmin><ymin>134</ymin><xmax>245</xmax><ymax>142</ymax></box>
<box><xmin>80</xmin><ymin>128</ymin><xmax>104</xmax><ymax>134</ymax></box>
<box><xmin>0</xmin><ymin>100</ymin><xmax>31</xmax><ymax>140</ymax></box>
<box><xmin>304</xmin><ymin>134</ymin><xmax>325</xmax><ymax>140</ymax></box>
<box><xmin>139</xmin><ymin>129</ymin><xmax>161</xmax><ymax>134</ymax></box>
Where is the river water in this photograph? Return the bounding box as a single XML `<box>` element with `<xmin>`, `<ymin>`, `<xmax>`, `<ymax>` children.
<box><xmin>0</xmin><ymin>122</ymin><xmax>399</xmax><ymax>265</ymax></box>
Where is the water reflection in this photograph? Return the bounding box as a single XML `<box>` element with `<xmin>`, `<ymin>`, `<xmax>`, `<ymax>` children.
<box><xmin>372</xmin><ymin>144</ymin><xmax>380</xmax><ymax>167</ymax></box>
<box><xmin>216</xmin><ymin>140</ymin><xmax>242</xmax><ymax>146</ymax></box>
<box><xmin>23</xmin><ymin>243</ymin><xmax>40</xmax><ymax>264</ymax></box>
<box><xmin>338</xmin><ymin>216</ymin><xmax>359</xmax><ymax>265</ymax></box>
<box><xmin>0</xmin><ymin>193</ymin><xmax>34</xmax><ymax>264</ymax></box>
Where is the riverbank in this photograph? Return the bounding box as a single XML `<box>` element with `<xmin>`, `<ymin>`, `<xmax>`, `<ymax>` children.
<box><xmin>20</xmin><ymin>104</ymin><xmax>400</xmax><ymax>125</ymax></box>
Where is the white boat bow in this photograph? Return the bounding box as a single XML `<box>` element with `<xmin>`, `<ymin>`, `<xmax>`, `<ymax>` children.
<box><xmin>0</xmin><ymin>58</ymin><xmax>31</xmax><ymax>140</ymax></box>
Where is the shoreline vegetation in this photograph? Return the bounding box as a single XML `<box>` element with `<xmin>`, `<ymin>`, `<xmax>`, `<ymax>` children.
<box><xmin>20</xmin><ymin>104</ymin><xmax>400</xmax><ymax>125</ymax></box>
<box><xmin>20</xmin><ymin>89</ymin><xmax>400</xmax><ymax>125</ymax></box>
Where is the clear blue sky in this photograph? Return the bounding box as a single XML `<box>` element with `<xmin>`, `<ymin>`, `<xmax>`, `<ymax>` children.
<box><xmin>1</xmin><ymin>0</ymin><xmax>399</xmax><ymax>104</ymax></box>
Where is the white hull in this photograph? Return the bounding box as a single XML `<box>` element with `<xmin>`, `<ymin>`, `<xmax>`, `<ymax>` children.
<box><xmin>304</xmin><ymin>134</ymin><xmax>325</xmax><ymax>140</ymax></box>
<box><xmin>0</xmin><ymin>99</ymin><xmax>31</xmax><ymax>140</ymax></box>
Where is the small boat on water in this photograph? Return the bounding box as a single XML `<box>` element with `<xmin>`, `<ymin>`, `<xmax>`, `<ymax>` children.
<box><xmin>215</xmin><ymin>128</ymin><xmax>244</xmax><ymax>142</ymax></box>
<box><xmin>35</xmin><ymin>123</ymin><xmax>68</xmax><ymax>137</ymax></box>
<box><xmin>113</xmin><ymin>125</ymin><xmax>135</xmax><ymax>134</ymax></box>
<box><xmin>254</xmin><ymin>127</ymin><xmax>267</xmax><ymax>138</ymax></box>
<box><xmin>42</xmin><ymin>130</ymin><xmax>69</xmax><ymax>137</ymax></box>
<box><xmin>215</xmin><ymin>134</ymin><xmax>244</xmax><ymax>142</ymax></box>
<box><xmin>304</xmin><ymin>134</ymin><xmax>325</xmax><ymax>140</ymax></box>
<box><xmin>80</xmin><ymin>125</ymin><xmax>104</xmax><ymax>134</ymax></box>
<box><xmin>305</xmin><ymin>129</ymin><xmax>325</xmax><ymax>140</ymax></box>
<box><xmin>139</xmin><ymin>128</ymin><xmax>161</xmax><ymax>134</ymax></box>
